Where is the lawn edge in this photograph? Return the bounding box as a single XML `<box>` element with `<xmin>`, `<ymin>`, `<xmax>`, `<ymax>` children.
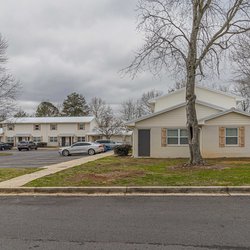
<box><xmin>1</xmin><ymin>186</ymin><xmax>250</xmax><ymax>195</ymax></box>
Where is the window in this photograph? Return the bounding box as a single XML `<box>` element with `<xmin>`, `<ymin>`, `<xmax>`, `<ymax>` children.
<box><xmin>226</xmin><ymin>128</ymin><xmax>238</xmax><ymax>145</ymax></box>
<box><xmin>34</xmin><ymin>124</ymin><xmax>40</xmax><ymax>131</ymax></box>
<box><xmin>6</xmin><ymin>137</ymin><xmax>14</xmax><ymax>143</ymax></box>
<box><xmin>50</xmin><ymin>124</ymin><xmax>57</xmax><ymax>130</ymax></box>
<box><xmin>7</xmin><ymin>124</ymin><xmax>14</xmax><ymax>131</ymax></box>
<box><xmin>77</xmin><ymin>137</ymin><xmax>85</xmax><ymax>142</ymax></box>
<box><xmin>167</xmin><ymin>129</ymin><xmax>188</xmax><ymax>145</ymax></box>
<box><xmin>33</xmin><ymin>137</ymin><xmax>42</xmax><ymax>143</ymax></box>
<box><xmin>49</xmin><ymin>137</ymin><xmax>58</xmax><ymax>143</ymax></box>
<box><xmin>78</xmin><ymin>123</ymin><xmax>85</xmax><ymax>130</ymax></box>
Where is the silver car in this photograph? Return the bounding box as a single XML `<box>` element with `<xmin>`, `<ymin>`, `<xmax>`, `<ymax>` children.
<box><xmin>59</xmin><ymin>142</ymin><xmax>104</xmax><ymax>156</ymax></box>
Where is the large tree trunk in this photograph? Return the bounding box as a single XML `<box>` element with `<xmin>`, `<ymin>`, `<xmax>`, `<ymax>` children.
<box><xmin>185</xmin><ymin>2</ymin><xmax>204</xmax><ymax>166</ymax></box>
<box><xmin>186</xmin><ymin>69</ymin><xmax>203</xmax><ymax>165</ymax></box>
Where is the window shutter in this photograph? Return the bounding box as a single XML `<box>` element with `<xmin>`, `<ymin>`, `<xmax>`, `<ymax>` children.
<box><xmin>161</xmin><ymin>128</ymin><xmax>167</xmax><ymax>147</ymax></box>
<box><xmin>239</xmin><ymin>127</ymin><xmax>245</xmax><ymax>147</ymax></box>
<box><xmin>219</xmin><ymin>127</ymin><xmax>225</xmax><ymax>147</ymax></box>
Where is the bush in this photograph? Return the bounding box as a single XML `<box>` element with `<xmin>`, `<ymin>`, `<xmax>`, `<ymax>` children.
<box><xmin>114</xmin><ymin>144</ymin><xmax>132</xmax><ymax>156</ymax></box>
<box><xmin>36</xmin><ymin>142</ymin><xmax>47</xmax><ymax>148</ymax></box>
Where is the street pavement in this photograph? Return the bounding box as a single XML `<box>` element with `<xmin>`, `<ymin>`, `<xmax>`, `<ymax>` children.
<box><xmin>0</xmin><ymin>149</ymin><xmax>85</xmax><ymax>168</ymax></box>
<box><xmin>0</xmin><ymin>196</ymin><xmax>249</xmax><ymax>250</ymax></box>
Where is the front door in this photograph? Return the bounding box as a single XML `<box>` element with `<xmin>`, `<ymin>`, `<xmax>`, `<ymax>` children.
<box><xmin>138</xmin><ymin>129</ymin><xmax>150</xmax><ymax>157</ymax></box>
<box><xmin>62</xmin><ymin>137</ymin><xmax>66</xmax><ymax>146</ymax></box>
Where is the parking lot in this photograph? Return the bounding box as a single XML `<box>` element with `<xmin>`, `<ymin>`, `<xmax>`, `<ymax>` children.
<box><xmin>0</xmin><ymin>149</ymin><xmax>86</xmax><ymax>168</ymax></box>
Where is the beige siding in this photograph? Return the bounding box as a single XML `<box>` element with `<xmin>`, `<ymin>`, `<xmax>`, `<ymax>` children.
<box><xmin>154</xmin><ymin>91</ymin><xmax>184</xmax><ymax>112</ymax></box>
<box><xmin>136</xmin><ymin>104</ymin><xmax>220</xmax><ymax>128</ymax></box>
<box><xmin>133</xmin><ymin>127</ymin><xmax>189</xmax><ymax>158</ymax></box>
<box><xmin>154</xmin><ymin>87</ymin><xmax>237</xmax><ymax>112</ymax></box>
<box><xmin>196</xmin><ymin>88</ymin><xmax>236</xmax><ymax>109</ymax></box>
<box><xmin>133</xmin><ymin>104</ymin><xmax>219</xmax><ymax>158</ymax></box>
<box><xmin>201</xmin><ymin>125</ymin><xmax>250</xmax><ymax>158</ymax></box>
<box><xmin>205</xmin><ymin>112</ymin><xmax>250</xmax><ymax>125</ymax></box>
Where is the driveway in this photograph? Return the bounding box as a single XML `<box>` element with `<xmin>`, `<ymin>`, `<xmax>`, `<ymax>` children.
<box><xmin>0</xmin><ymin>149</ymin><xmax>87</xmax><ymax>168</ymax></box>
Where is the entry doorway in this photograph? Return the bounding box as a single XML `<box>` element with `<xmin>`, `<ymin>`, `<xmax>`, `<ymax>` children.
<box><xmin>138</xmin><ymin>129</ymin><xmax>150</xmax><ymax>157</ymax></box>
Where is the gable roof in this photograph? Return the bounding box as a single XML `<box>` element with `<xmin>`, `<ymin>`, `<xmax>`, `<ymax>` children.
<box><xmin>199</xmin><ymin>108</ymin><xmax>250</xmax><ymax>124</ymax></box>
<box><xmin>126</xmin><ymin>100</ymin><xmax>225</xmax><ymax>126</ymax></box>
<box><xmin>1</xmin><ymin>116</ymin><xmax>95</xmax><ymax>124</ymax></box>
<box><xmin>149</xmin><ymin>85</ymin><xmax>244</xmax><ymax>104</ymax></box>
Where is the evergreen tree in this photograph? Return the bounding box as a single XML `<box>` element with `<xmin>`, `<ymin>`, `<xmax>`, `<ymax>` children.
<box><xmin>62</xmin><ymin>92</ymin><xmax>90</xmax><ymax>116</ymax></box>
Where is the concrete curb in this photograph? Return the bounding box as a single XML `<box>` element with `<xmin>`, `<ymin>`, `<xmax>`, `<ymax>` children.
<box><xmin>1</xmin><ymin>186</ymin><xmax>250</xmax><ymax>195</ymax></box>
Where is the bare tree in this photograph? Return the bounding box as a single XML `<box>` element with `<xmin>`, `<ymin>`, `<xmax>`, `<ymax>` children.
<box><xmin>234</xmin><ymin>78</ymin><xmax>250</xmax><ymax>111</ymax></box>
<box><xmin>95</xmin><ymin>105</ymin><xmax>124</xmax><ymax>139</ymax></box>
<box><xmin>120</xmin><ymin>99</ymin><xmax>145</xmax><ymax>121</ymax></box>
<box><xmin>126</xmin><ymin>0</ymin><xmax>250</xmax><ymax>165</ymax></box>
<box><xmin>0</xmin><ymin>35</ymin><xmax>19</xmax><ymax>121</ymax></box>
<box><xmin>120</xmin><ymin>89</ymin><xmax>163</xmax><ymax>121</ymax></box>
<box><xmin>89</xmin><ymin>97</ymin><xmax>106</xmax><ymax>125</ymax></box>
<box><xmin>141</xmin><ymin>89</ymin><xmax>163</xmax><ymax>113</ymax></box>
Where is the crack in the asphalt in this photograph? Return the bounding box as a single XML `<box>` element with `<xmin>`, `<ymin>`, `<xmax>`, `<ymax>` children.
<box><xmin>1</xmin><ymin>237</ymin><xmax>249</xmax><ymax>249</ymax></box>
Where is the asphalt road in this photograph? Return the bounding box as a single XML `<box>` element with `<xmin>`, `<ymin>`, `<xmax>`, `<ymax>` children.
<box><xmin>0</xmin><ymin>149</ymin><xmax>86</xmax><ymax>168</ymax></box>
<box><xmin>0</xmin><ymin>196</ymin><xmax>249</xmax><ymax>250</ymax></box>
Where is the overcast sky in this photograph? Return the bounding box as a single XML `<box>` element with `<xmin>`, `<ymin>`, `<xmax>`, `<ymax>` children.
<box><xmin>0</xmin><ymin>0</ymin><xmax>232</xmax><ymax>114</ymax></box>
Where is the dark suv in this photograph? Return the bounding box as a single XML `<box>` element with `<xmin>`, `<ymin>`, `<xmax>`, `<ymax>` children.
<box><xmin>17</xmin><ymin>141</ymin><xmax>38</xmax><ymax>151</ymax></box>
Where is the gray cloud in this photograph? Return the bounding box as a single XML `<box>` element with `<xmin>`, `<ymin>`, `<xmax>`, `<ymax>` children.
<box><xmin>0</xmin><ymin>0</ymin><xmax>231</xmax><ymax>114</ymax></box>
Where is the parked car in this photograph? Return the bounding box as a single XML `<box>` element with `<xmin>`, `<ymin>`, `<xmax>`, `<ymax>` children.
<box><xmin>95</xmin><ymin>140</ymin><xmax>123</xmax><ymax>150</ymax></box>
<box><xmin>59</xmin><ymin>142</ymin><xmax>104</xmax><ymax>156</ymax></box>
<box><xmin>0</xmin><ymin>142</ymin><xmax>12</xmax><ymax>150</ymax></box>
<box><xmin>17</xmin><ymin>141</ymin><xmax>38</xmax><ymax>151</ymax></box>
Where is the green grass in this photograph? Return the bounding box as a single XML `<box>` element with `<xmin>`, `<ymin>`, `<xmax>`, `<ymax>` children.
<box><xmin>0</xmin><ymin>152</ymin><xmax>12</xmax><ymax>156</ymax></box>
<box><xmin>25</xmin><ymin>156</ymin><xmax>250</xmax><ymax>187</ymax></box>
<box><xmin>0</xmin><ymin>168</ymin><xmax>40</xmax><ymax>183</ymax></box>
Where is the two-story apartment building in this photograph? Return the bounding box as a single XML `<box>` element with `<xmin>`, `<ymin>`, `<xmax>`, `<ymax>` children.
<box><xmin>127</xmin><ymin>85</ymin><xmax>250</xmax><ymax>158</ymax></box>
<box><xmin>0</xmin><ymin>116</ymin><xmax>97</xmax><ymax>146</ymax></box>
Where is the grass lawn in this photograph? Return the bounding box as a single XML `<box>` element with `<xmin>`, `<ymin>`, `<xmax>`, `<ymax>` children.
<box><xmin>25</xmin><ymin>156</ymin><xmax>250</xmax><ymax>187</ymax></box>
<box><xmin>0</xmin><ymin>152</ymin><xmax>12</xmax><ymax>156</ymax></box>
<box><xmin>0</xmin><ymin>168</ymin><xmax>40</xmax><ymax>183</ymax></box>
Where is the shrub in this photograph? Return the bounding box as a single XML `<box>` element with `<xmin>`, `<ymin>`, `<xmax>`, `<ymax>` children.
<box><xmin>114</xmin><ymin>144</ymin><xmax>132</xmax><ymax>156</ymax></box>
<box><xmin>36</xmin><ymin>142</ymin><xmax>47</xmax><ymax>148</ymax></box>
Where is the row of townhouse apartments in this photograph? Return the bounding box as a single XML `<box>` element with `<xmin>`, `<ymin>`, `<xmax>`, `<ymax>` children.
<box><xmin>0</xmin><ymin>116</ymin><xmax>132</xmax><ymax>147</ymax></box>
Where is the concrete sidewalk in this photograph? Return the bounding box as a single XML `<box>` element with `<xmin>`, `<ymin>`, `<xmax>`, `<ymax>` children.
<box><xmin>0</xmin><ymin>151</ymin><xmax>114</xmax><ymax>188</ymax></box>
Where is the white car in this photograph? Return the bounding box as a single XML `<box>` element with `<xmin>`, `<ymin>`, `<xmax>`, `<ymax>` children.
<box><xmin>59</xmin><ymin>142</ymin><xmax>104</xmax><ymax>156</ymax></box>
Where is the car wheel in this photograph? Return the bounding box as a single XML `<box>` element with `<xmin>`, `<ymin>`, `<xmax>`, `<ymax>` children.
<box><xmin>62</xmin><ymin>150</ymin><xmax>70</xmax><ymax>156</ymax></box>
<box><xmin>88</xmin><ymin>149</ymin><xmax>95</xmax><ymax>155</ymax></box>
<box><xmin>35</xmin><ymin>148</ymin><xmax>37</xmax><ymax>150</ymax></box>
<box><xmin>18</xmin><ymin>149</ymin><xmax>21</xmax><ymax>151</ymax></box>
<box><xmin>27</xmin><ymin>148</ymin><xmax>30</xmax><ymax>151</ymax></box>
<box><xmin>1</xmin><ymin>147</ymin><xmax>4</xmax><ymax>151</ymax></box>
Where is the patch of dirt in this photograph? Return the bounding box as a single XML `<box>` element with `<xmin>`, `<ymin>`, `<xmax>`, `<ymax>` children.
<box><xmin>67</xmin><ymin>170</ymin><xmax>145</xmax><ymax>183</ymax></box>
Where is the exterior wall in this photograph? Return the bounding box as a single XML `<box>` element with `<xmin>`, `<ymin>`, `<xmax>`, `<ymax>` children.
<box><xmin>1</xmin><ymin>121</ymin><xmax>94</xmax><ymax>146</ymax></box>
<box><xmin>154</xmin><ymin>87</ymin><xmax>237</xmax><ymax>112</ymax></box>
<box><xmin>201</xmin><ymin>125</ymin><xmax>250</xmax><ymax>158</ymax></box>
<box><xmin>201</xmin><ymin>112</ymin><xmax>250</xmax><ymax>158</ymax></box>
<box><xmin>196</xmin><ymin>87</ymin><xmax>236</xmax><ymax>110</ymax></box>
<box><xmin>133</xmin><ymin>127</ymin><xmax>189</xmax><ymax>158</ymax></box>
<box><xmin>133</xmin><ymin>104</ymin><xmax>218</xmax><ymax>158</ymax></box>
<box><xmin>154</xmin><ymin>91</ymin><xmax>184</xmax><ymax>112</ymax></box>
